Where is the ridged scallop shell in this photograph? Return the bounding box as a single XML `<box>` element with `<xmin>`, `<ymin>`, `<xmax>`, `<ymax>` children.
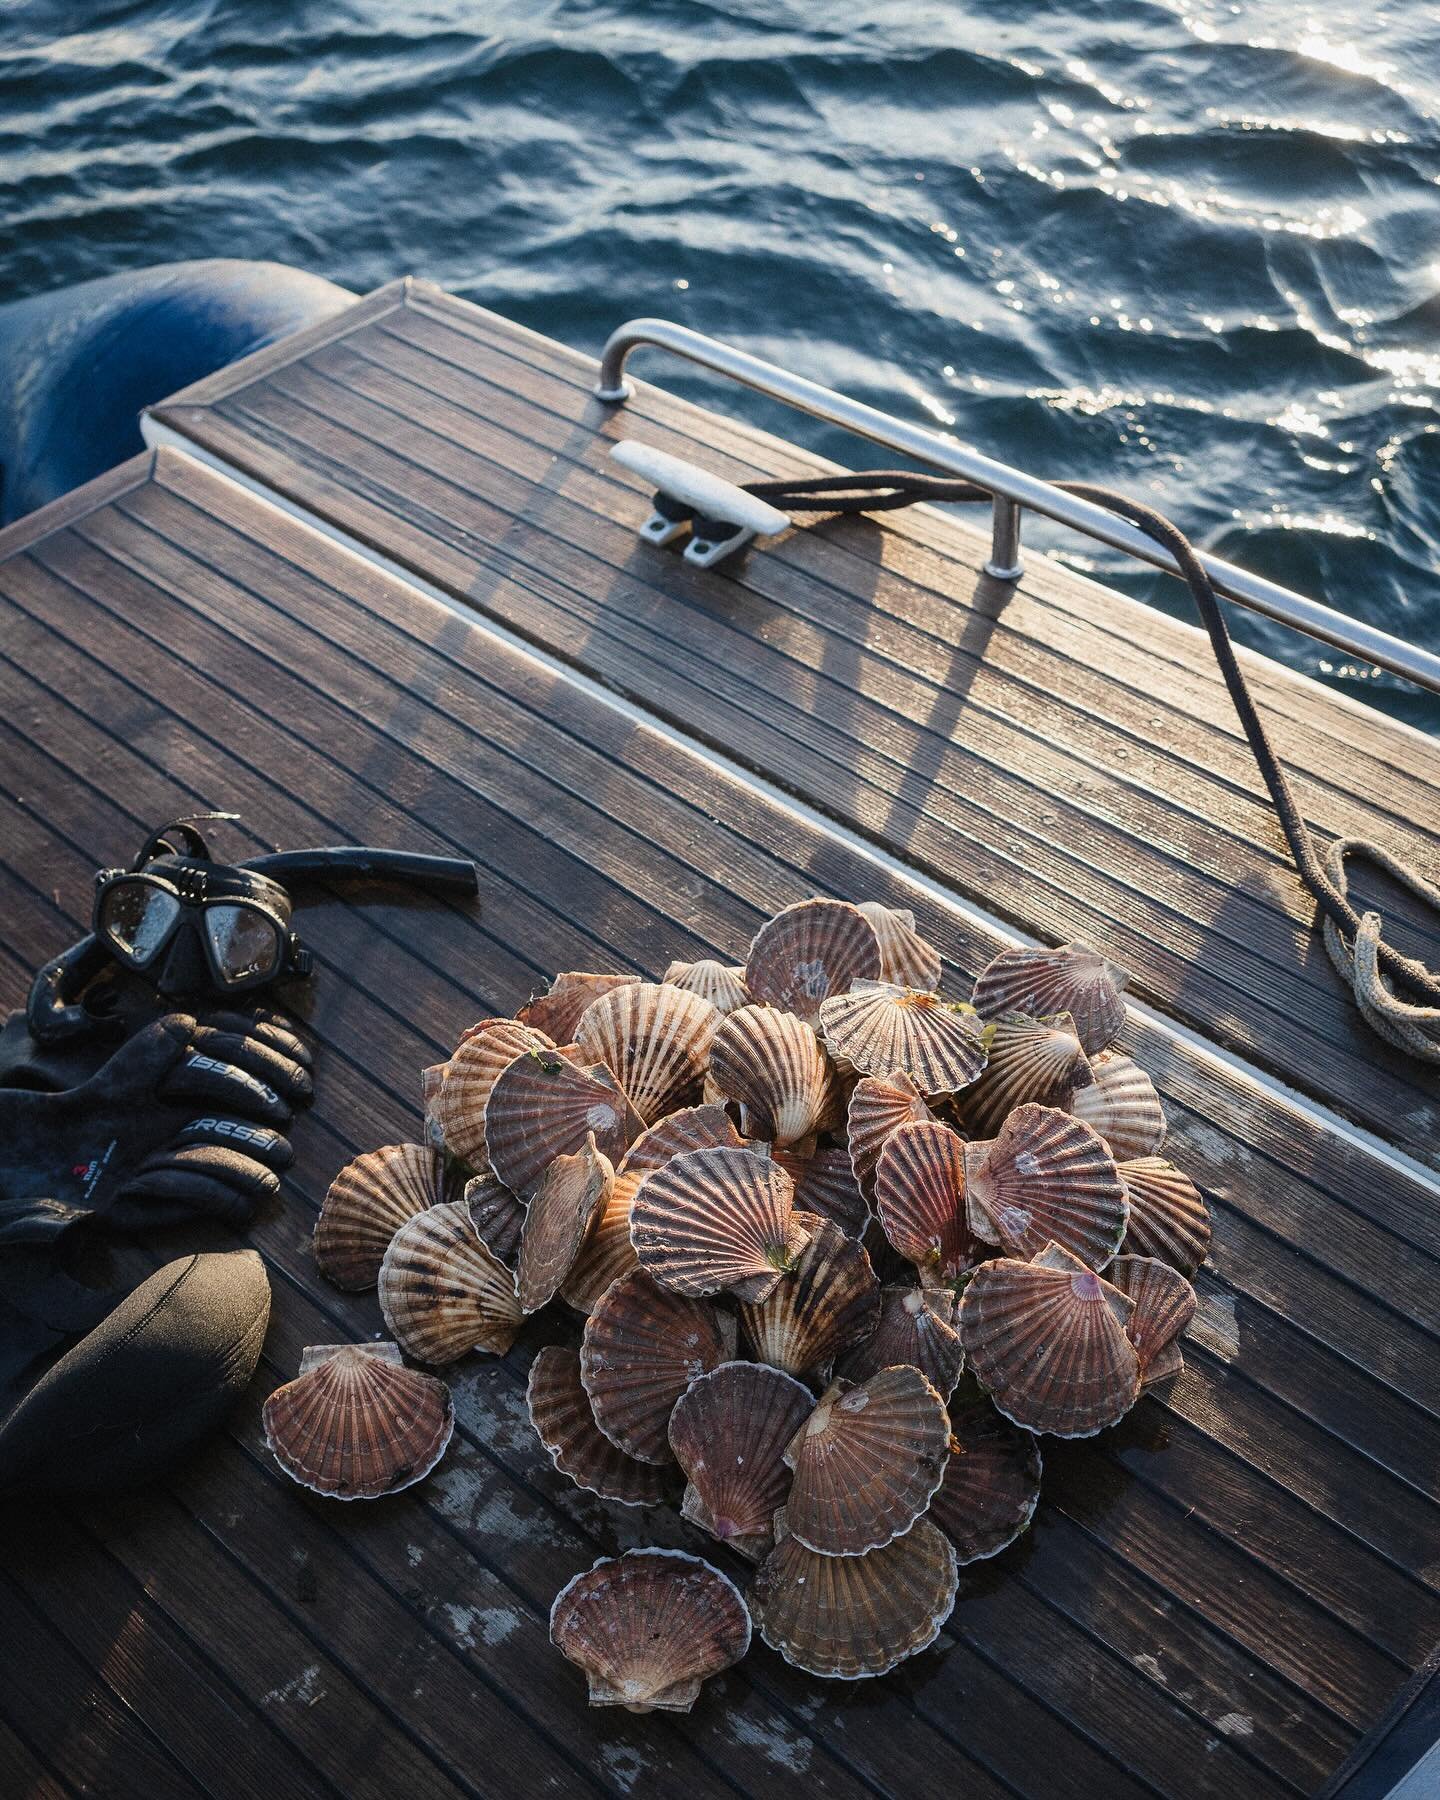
<box><xmin>574</xmin><ymin>981</ymin><xmax>719</xmax><ymax>1127</ymax></box>
<box><xmin>836</xmin><ymin>1285</ymin><xmax>964</xmax><ymax>1398</ymax></box>
<box><xmin>664</xmin><ymin>959</ymin><xmax>751</xmax><ymax>1015</ymax></box>
<box><xmin>739</xmin><ymin>1212</ymin><xmax>880</xmax><ymax>1378</ymax></box>
<box><xmin>378</xmin><ymin>1201</ymin><xmax>522</xmax><ymax>1364</ymax></box>
<box><xmin>958</xmin><ymin>1243</ymin><xmax>1140</xmax><ymax>1437</ymax></box>
<box><xmin>963</xmin><ymin>1103</ymin><xmax>1128</xmax><ymax>1271</ymax></box>
<box><xmin>1118</xmin><ymin>1157</ymin><xmax>1211</xmax><ymax>1275</ymax></box>
<box><xmin>962</xmin><ymin>1012</ymin><xmax>1093</xmax><ymax>1140</ymax></box>
<box><xmin>517</xmin><ymin>1135</ymin><xmax>614</xmax><ymax>1313</ymax></box>
<box><xmin>1068</xmin><ymin>1051</ymin><xmax>1167</xmax><ymax>1160</ymax></box>
<box><xmin>618</xmin><ymin>1102</ymin><xmax>744</xmax><ymax>1179</ymax></box>
<box><xmin>517</xmin><ymin>971</ymin><xmax>638</xmax><ymax>1043</ymax></box>
<box><xmin>744</xmin><ymin>898</ymin><xmax>882</xmax><ymax>1022</ymax></box>
<box><xmin>581</xmin><ymin>1270</ymin><xmax>738</xmax><ymax>1463</ymax></box>
<box><xmin>560</xmin><ymin>1170</ymin><xmax>643</xmax><ymax>1313</ymax></box>
<box><xmin>856</xmin><ymin>902</ymin><xmax>943</xmax><ymax>991</ymax></box>
<box><xmin>873</xmin><ymin>1120</ymin><xmax>984</xmax><ymax>1282</ymax></box>
<box><xmin>550</xmin><ymin>1550</ymin><xmax>750</xmax><ymax>1712</ymax></box>
<box><xmin>708</xmin><ymin>1005</ymin><xmax>844</xmax><ymax>1148</ymax></box>
<box><xmin>433</xmin><ymin>1020</ymin><xmax>555</xmax><ymax>1166</ymax></box>
<box><xmin>972</xmin><ymin>943</ymin><xmax>1129</xmax><ymax>1055</ymax></box>
<box><xmin>784</xmin><ymin>1366</ymin><xmax>950</xmax><ymax>1555</ymax></box>
<box><xmin>527</xmin><ymin>1346</ymin><xmax>675</xmax><ymax>1507</ymax></box>
<box><xmin>847</xmin><ymin>1071</ymin><xmax>936</xmax><ymax>1202</ymax></box>
<box><xmin>928</xmin><ymin>1395</ymin><xmax>1043</xmax><ymax>1564</ymax></box>
<box><xmin>773</xmin><ymin>1146</ymin><xmax>870</xmax><ymax>1239</ymax></box>
<box><xmin>819</xmin><ymin>981</ymin><xmax>990</xmax><ymax>1096</ymax></box>
<box><xmin>752</xmin><ymin>1519</ymin><xmax>957</xmax><ymax>1679</ymax></box>
<box><xmin>262</xmin><ymin>1343</ymin><xmax>454</xmax><ymax>1500</ymax></box>
<box><xmin>629</xmin><ymin>1146</ymin><xmax>810</xmax><ymax>1303</ymax></box>
<box><xmin>484</xmin><ymin>1049</ymin><xmax>636</xmax><ymax>1198</ymax></box>
<box><xmin>464</xmin><ymin>1170</ymin><xmax>526</xmax><ymax>1268</ymax></box>
<box><xmin>669</xmin><ymin>1361</ymin><xmax>815</xmax><ymax>1559</ymax></box>
<box><xmin>1107</xmin><ymin>1254</ymin><xmax>1196</xmax><ymax>1387</ymax></box>
<box><xmin>313</xmin><ymin>1143</ymin><xmax>452</xmax><ymax>1290</ymax></box>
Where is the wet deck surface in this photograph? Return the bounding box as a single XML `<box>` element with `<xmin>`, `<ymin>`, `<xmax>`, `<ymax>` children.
<box><xmin>0</xmin><ymin>285</ymin><xmax>1436</xmax><ymax>1800</ymax></box>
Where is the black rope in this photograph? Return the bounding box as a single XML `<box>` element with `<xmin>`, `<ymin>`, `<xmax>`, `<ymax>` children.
<box><xmin>744</xmin><ymin>468</ymin><xmax>1440</xmax><ymax>1012</ymax></box>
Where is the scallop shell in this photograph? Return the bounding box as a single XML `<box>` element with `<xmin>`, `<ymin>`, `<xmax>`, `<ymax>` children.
<box><xmin>560</xmin><ymin>1170</ymin><xmax>644</xmax><ymax>1313</ymax></box>
<box><xmin>1107</xmin><ymin>1254</ymin><xmax>1197</xmax><ymax>1387</ymax></box>
<box><xmin>856</xmin><ymin>902</ymin><xmax>943</xmax><ymax>991</ymax></box>
<box><xmin>1068</xmin><ymin>1051</ymin><xmax>1167</xmax><ymax>1160</ymax></box>
<box><xmin>517</xmin><ymin>1135</ymin><xmax>614</xmax><ymax>1313</ymax></box>
<box><xmin>483</xmin><ymin>1048</ymin><xmax>636</xmax><ymax>1199</ymax></box>
<box><xmin>772</xmin><ymin>1146</ymin><xmax>870</xmax><ymax>1239</ymax></box>
<box><xmin>873</xmin><ymin>1120</ymin><xmax>984</xmax><ymax>1282</ymax></box>
<box><xmin>550</xmin><ymin>1550</ymin><xmax>750</xmax><ymax>1712</ymax></box>
<box><xmin>739</xmin><ymin>1212</ymin><xmax>881</xmax><ymax>1378</ymax></box>
<box><xmin>744</xmin><ymin>898</ymin><xmax>882</xmax><ymax>1022</ymax></box>
<box><xmin>784</xmin><ymin>1366</ymin><xmax>951</xmax><ymax>1555</ymax></box>
<box><xmin>972</xmin><ymin>943</ymin><xmax>1129</xmax><ymax>1055</ymax></box>
<box><xmin>313</xmin><ymin>1143</ymin><xmax>453</xmax><ymax>1290</ymax></box>
<box><xmin>1118</xmin><ymin>1157</ymin><xmax>1211</xmax><ymax>1275</ymax></box>
<box><xmin>629</xmin><ymin>1146</ymin><xmax>810</xmax><ymax>1303</ymax></box>
<box><xmin>958</xmin><ymin>1242</ymin><xmax>1140</xmax><ymax>1437</ymax></box>
<box><xmin>668</xmin><ymin>1361</ymin><xmax>815</xmax><ymax>1559</ymax></box>
<box><xmin>928</xmin><ymin>1395</ymin><xmax>1043</xmax><ymax>1564</ymax></box>
<box><xmin>707</xmin><ymin>1004</ymin><xmax>844</xmax><ymax>1148</ymax></box>
<box><xmin>836</xmin><ymin>1285</ymin><xmax>964</xmax><ymax>1398</ymax></box>
<box><xmin>433</xmin><ymin>1020</ymin><xmax>555</xmax><ymax>1167</ymax></box>
<box><xmin>574</xmin><ymin>980</ymin><xmax>720</xmax><ymax>1127</ymax></box>
<box><xmin>962</xmin><ymin>1012</ymin><xmax>1093</xmax><ymax>1140</ymax></box>
<box><xmin>464</xmin><ymin>1170</ymin><xmax>527</xmax><ymax>1268</ymax></box>
<box><xmin>664</xmin><ymin>959</ymin><xmax>751</xmax><ymax>1015</ymax></box>
<box><xmin>262</xmin><ymin>1343</ymin><xmax>454</xmax><ymax>1500</ymax></box>
<box><xmin>517</xmin><ymin>971</ymin><xmax>638</xmax><ymax>1043</ymax></box>
<box><xmin>618</xmin><ymin>1103</ymin><xmax>744</xmax><ymax>1179</ymax></box>
<box><xmin>752</xmin><ymin>1518</ymin><xmax>957</xmax><ymax>1680</ymax></box>
<box><xmin>963</xmin><ymin>1103</ymin><xmax>1128</xmax><ymax>1271</ymax></box>
<box><xmin>580</xmin><ymin>1270</ymin><xmax>738</xmax><ymax>1463</ymax></box>
<box><xmin>378</xmin><ymin>1201</ymin><xmax>522</xmax><ymax>1364</ymax></box>
<box><xmin>527</xmin><ymin>1346</ymin><xmax>675</xmax><ymax>1507</ymax></box>
<box><xmin>847</xmin><ymin>1070</ymin><xmax>936</xmax><ymax>1202</ymax></box>
<box><xmin>818</xmin><ymin>981</ymin><xmax>990</xmax><ymax>1096</ymax></box>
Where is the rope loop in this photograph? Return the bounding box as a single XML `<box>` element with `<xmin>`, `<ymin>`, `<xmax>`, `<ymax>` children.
<box><xmin>1321</xmin><ymin>840</ymin><xmax>1440</xmax><ymax>1064</ymax></box>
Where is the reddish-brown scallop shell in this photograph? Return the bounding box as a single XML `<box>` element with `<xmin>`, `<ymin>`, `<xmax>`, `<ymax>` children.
<box><xmin>527</xmin><ymin>1345</ymin><xmax>676</xmax><ymax>1507</ymax></box>
<box><xmin>378</xmin><ymin>1201</ymin><xmax>522</xmax><ymax>1364</ymax></box>
<box><xmin>1068</xmin><ymin>1050</ymin><xmax>1167</xmax><ymax>1160</ymax></box>
<box><xmin>1117</xmin><ymin>1157</ymin><xmax>1211</xmax><ymax>1275</ymax></box>
<box><xmin>962</xmin><ymin>1012</ymin><xmax>1093</xmax><ymax>1140</ymax></box>
<box><xmin>629</xmin><ymin>1145</ymin><xmax>810</xmax><ymax>1303</ymax></box>
<box><xmin>1107</xmin><ymin>1254</ymin><xmax>1197</xmax><ymax>1387</ymax></box>
<box><xmin>972</xmin><ymin>943</ymin><xmax>1128</xmax><ymax>1055</ymax></box>
<box><xmin>963</xmin><ymin>1102</ymin><xmax>1128</xmax><ymax>1271</ymax></box>
<box><xmin>744</xmin><ymin>897</ymin><xmax>882</xmax><ymax>1022</ymax></box>
<box><xmin>574</xmin><ymin>980</ymin><xmax>719</xmax><ymax>1126</ymax></box>
<box><xmin>560</xmin><ymin>1169</ymin><xmax>644</xmax><ymax>1314</ymax></box>
<box><xmin>483</xmin><ymin>1048</ymin><xmax>636</xmax><ymax>1198</ymax></box>
<box><xmin>432</xmin><ymin>1019</ymin><xmax>555</xmax><ymax>1166</ymax></box>
<box><xmin>664</xmin><ymin>959</ymin><xmax>751</xmax><ymax>1015</ymax></box>
<box><xmin>313</xmin><ymin>1143</ymin><xmax>452</xmax><ymax>1290</ymax></box>
<box><xmin>873</xmin><ymin>1119</ymin><xmax>984</xmax><ymax>1282</ymax></box>
<box><xmin>928</xmin><ymin>1393</ymin><xmax>1043</xmax><ymax>1564</ymax></box>
<box><xmin>818</xmin><ymin>981</ymin><xmax>990</xmax><ymax>1096</ymax></box>
<box><xmin>836</xmin><ymin>1284</ymin><xmax>964</xmax><ymax>1398</ymax></box>
<box><xmin>773</xmin><ymin>1145</ymin><xmax>870</xmax><ymax>1239</ymax></box>
<box><xmin>847</xmin><ymin>1070</ymin><xmax>936</xmax><ymax>1202</ymax></box>
<box><xmin>707</xmin><ymin>1004</ymin><xmax>844</xmax><ymax>1148</ymax></box>
<box><xmin>668</xmin><ymin>1360</ymin><xmax>815</xmax><ymax>1559</ymax></box>
<box><xmin>464</xmin><ymin>1170</ymin><xmax>527</xmax><ymax>1268</ymax></box>
<box><xmin>618</xmin><ymin>1103</ymin><xmax>744</xmax><ymax>1179</ymax></box>
<box><xmin>517</xmin><ymin>971</ymin><xmax>638</xmax><ymax>1044</ymax></box>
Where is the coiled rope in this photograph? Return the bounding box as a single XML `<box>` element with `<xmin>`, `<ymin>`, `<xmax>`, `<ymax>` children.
<box><xmin>743</xmin><ymin>469</ymin><xmax>1440</xmax><ymax>1064</ymax></box>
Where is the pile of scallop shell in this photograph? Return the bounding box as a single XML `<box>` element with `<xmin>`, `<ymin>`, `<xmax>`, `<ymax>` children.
<box><xmin>268</xmin><ymin>898</ymin><xmax>1211</xmax><ymax>1710</ymax></box>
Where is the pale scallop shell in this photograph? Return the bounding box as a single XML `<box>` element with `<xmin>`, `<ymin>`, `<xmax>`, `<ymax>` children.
<box><xmin>668</xmin><ymin>1361</ymin><xmax>815</xmax><ymax>1560</ymax></box>
<box><xmin>873</xmin><ymin>1120</ymin><xmax>984</xmax><ymax>1283</ymax></box>
<box><xmin>928</xmin><ymin>1394</ymin><xmax>1043</xmax><ymax>1565</ymax></box>
<box><xmin>574</xmin><ymin>980</ymin><xmax>719</xmax><ymax>1127</ymax></box>
<box><xmin>580</xmin><ymin>1270</ymin><xmax>738</xmax><ymax>1464</ymax></box>
<box><xmin>464</xmin><ymin>1170</ymin><xmax>527</xmax><ymax>1268</ymax></box>
<box><xmin>517</xmin><ymin>1135</ymin><xmax>614</xmax><ymax>1313</ymax></box>
<box><xmin>856</xmin><ymin>902</ymin><xmax>943</xmax><ymax>991</ymax></box>
<box><xmin>527</xmin><ymin>1345</ymin><xmax>676</xmax><ymax>1507</ymax></box>
<box><xmin>963</xmin><ymin>1103</ymin><xmax>1128</xmax><ymax>1271</ymax></box>
<box><xmin>618</xmin><ymin>1103</ymin><xmax>744</xmax><ymax>1179</ymax></box>
<box><xmin>772</xmin><ymin>1145</ymin><xmax>870</xmax><ymax>1239</ymax></box>
<box><xmin>1117</xmin><ymin>1157</ymin><xmax>1211</xmax><ymax>1276</ymax></box>
<box><xmin>560</xmin><ymin>1170</ymin><xmax>644</xmax><ymax>1314</ymax></box>
<box><xmin>958</xmin><ymin>1242</ymin><xmax>1140</xmax><ymax>1437</ymax></box>
<box><xmin>1107</xmin><ymin>1254</ymin><xmax>1197</xmax><ymax>1387</ymax></box>
<box><xmin>313</xmin><ymin>1143</ymin><xmax>453</xmax><ymax>1290</ymax></box>
<box><xmin>1068</xmin><ymin>1050</ymin><xmax>1167</xmax><ymax>1160</ymax></box>
<box><xmin>744</xmin><ymin>898</ymin><xmax>882</xmax><ymax>1022</ymax></box>
<box><xmin>708</xmin><ymin>1004</ymin><xmax>844</xmax><ymax>1148</ymax></box>
<box><xmin>483</xmin><ymin>1048</ymin><xmax>636</xmax><ymax>1199</ymax></box>
<box><xmin>262</xmin><ymin>1343</ymin><xmax>454</xmax><ymax>1500</ymax></box>
<box><xmin>517</xmin><ymin>971</ymin><xmax>638</xmax><ymax>1043</ymax></box>
<box><xmin>847</xmin><ymin>1070</ymin><xmax>936</xmax><ymax>1202</ymax></box>
<box><xmin>818</xmin><ymin>980</ymin><xmax>990</xmax><ymax>1096</ymax></box>
<box><xmin>629</xmin><ymin>1146</ymin><xmax>810</xmax><ymax>1303</ymax></box>
<box><xmin>433</xmin><ymin>1019</ymin><xmax>555</xmax><ymax>1167</ymax></box>
<box><xmin>972</xmin><ymin>943</ymin><xmax>1128</xmax><ymax>1055</ymax></box>
<box><xmin>836</xmin><ymin>1285</ymin><xmax>964</xmax><ymax>1399</ymax></box>
<box><xmin>738</xmin><ymin>1212</ymin><xmax>881</xmax><ymax>1379</ymax></box>
<box><xmin>752</xmin><ymin>1518</ymin><xmax>957</xmax><ymax>1680</ymax></box>
<box><xmin>378</xmin><ymin>1201</ymin><xmax>522</xmax><ymax>1364</ymax></box>
<box><xmin>550</xmin><ymin>1550</ymin><xmax>751</xmax><ymax>1712</ymax></box>
<box><xmin>784</xmin><ymin>1366</ymin><xmax>951</xmax><ymax>1555</ymax></box>
<box><xmin>962</xmin><ymin>1012</ymin><xmax>1093</xmax><ymax>1140</ymax></box>
<box><xmin>664</xmin><ymin>959</ymin><xmax>751</xmax><ymax>1015</ymax></box>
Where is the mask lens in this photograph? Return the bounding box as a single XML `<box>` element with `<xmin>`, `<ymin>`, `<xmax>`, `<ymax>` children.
<box><xmin>100</xmin><ymin>880</ymin><xmax>181</xmax><ymax>966</ymax></box>
<box><xmin>204</xmin><ymin>903</ymin><xmax>282</xmax><ymax>986</ymax></box>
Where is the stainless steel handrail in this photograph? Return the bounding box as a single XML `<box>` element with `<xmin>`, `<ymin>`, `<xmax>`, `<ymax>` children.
<box><xmin>595</xmin><ymin>318</ymin><xmax>1440</xmax><ymax>696</ymax></box>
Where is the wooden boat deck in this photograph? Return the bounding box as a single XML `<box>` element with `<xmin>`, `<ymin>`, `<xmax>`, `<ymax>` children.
<box><xmin>0</xmin><ymin>280</ymin><xmax>1437</xmax><ymax>1799</ymax></box>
